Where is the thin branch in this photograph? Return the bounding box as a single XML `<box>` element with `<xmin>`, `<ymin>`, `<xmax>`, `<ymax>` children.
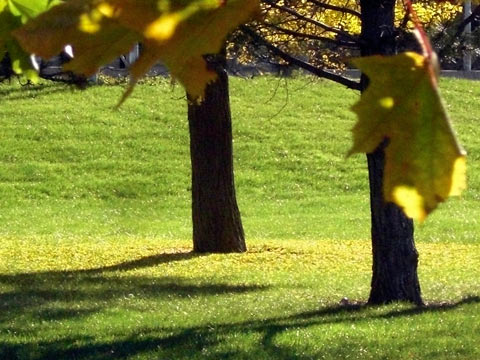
<box><xmin>306</xmin><ymin>0</ymin><xmax>361</xmax><ymax>18</ymax></box>
<box><xmin>263</xmin><ymin>23</ymin><xmax>359</xmax><ymax>47</ymax></box>
<box><xmin>265</xmin><ymin>77</ymin><xmax>290</xmax><ymax>122</ymax></box>
<box><xmin>262</xmin><ymin>0</ymin><xmax>357</xmax><ymax>42</ymax></box>
<box><xmin>240</xmin><ymin>25</ymin><xmax>361</xmax><ymax>91</ymax></box>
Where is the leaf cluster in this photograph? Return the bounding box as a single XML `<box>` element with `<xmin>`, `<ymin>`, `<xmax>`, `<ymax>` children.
<box><xmin>0</xmin><ymin>0</ymin><xmax>59</xmax><ymax>82</ymax></box>
<box><xmin>10</xmin><ymin>0</ymin><xmax>259</xmax><ymax>102</ymax></box>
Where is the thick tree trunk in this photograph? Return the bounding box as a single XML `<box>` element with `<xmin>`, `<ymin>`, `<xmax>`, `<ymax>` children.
<box><xmin>360</xmin><ymin>0</ymin><xmax>423</xmax><ymax>305</ymax></box>
<box><xmin>187</xmin><ymin>53</ymin><xmax>246</xmax><ymax>253</ymax></box>
<box><xmin>367</xmin><ymin>143</ymin><xmax>422</xmax><ymax>305</ymax></box>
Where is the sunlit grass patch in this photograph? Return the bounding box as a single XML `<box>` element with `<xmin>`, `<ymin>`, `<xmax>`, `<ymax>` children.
<box><xmin>2</xmin><ymin>236</ymin><xmax>479</xmax><ymax>302</ymax></box>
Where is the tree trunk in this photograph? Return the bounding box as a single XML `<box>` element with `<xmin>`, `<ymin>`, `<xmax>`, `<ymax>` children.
<box><xmin>187</xmin><ymin>53</ymin><xmax>246</xmax><ymax>253</ymax></box>
<box><xmin>367</xmin><ymin>143</ymin><xmax>422</xmax><ymax>305</ymax></box>
<box><xmin>0</xmin><ymin>53</ymin><xmax>13</xmax><ymax>79</ymax></box>
<box><xmin>360</xmin><ymin>0</ymin><xmax>423</xmax><ymax>305</ymax></box>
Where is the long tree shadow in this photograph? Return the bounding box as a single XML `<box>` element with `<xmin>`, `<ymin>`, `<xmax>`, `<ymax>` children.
<box><xmin>0</xmin><ymin>251</ymin><xmax>265</xmax><ymax>327</ymax></box>
<box><xmin>3</xmin><ymin>250</ymin><xmax>205</xmax><ymax>278</ymax></box>
<box><xmin>83</xmin><ymin>251</ymin><xmax>206</xmax><ymax>274</ymax></box>
<box><xmin>1</xmin><ymin>295</ymin><xmax>478</xmax><ymax>360</ymax></box>
<box><xmin>0</xmin><ymin>273</ymin><xmax>267</xmax><ymax>323</ymax></box>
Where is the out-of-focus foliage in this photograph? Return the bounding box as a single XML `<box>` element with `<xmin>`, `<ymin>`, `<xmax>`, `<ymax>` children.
<box><xmin>0</xmin><ymin>0</ymin><xmax>60</xmax><ymax>81</ymax></box>
<box><xmin>14</xmin><ymin>0</ymin><xmax>259</xmax><ymax>101</ymax></box>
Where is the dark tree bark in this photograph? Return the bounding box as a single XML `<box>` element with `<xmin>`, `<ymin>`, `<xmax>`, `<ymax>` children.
<box><xmin>187</xmin><ymin>52</ymin><xmax>246</xmax><ymax>253</ymax></box>
<box><xmin>360</xmin><ymin>0</ymin><xmax>423</xmax><ymax>305</ymax></box>
<box><xmin>0</xmin><ymin>53</ymin><xmax>14</xmax><ymax>79</ymax></box>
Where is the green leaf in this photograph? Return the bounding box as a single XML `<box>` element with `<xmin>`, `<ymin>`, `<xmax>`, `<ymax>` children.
<box><xmin>8</xmin><ymin>0</ymin><xmax>50</xmax><ymax>22</ymax></box>
<box><xmin>349</xmin><ymin>51</ymin><xmax>466</xmax><ymax>221</ymax></box>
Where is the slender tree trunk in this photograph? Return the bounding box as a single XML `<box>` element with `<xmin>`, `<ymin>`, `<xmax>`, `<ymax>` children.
<box><xmin>187</xmin><ymin>52</ymin><xmax>246</xmax><ymax>253</ymax></box>
<box><xmin>360</xmin><ymin>0</ymin><xmax>423</xmax><ymax>305</ymax></box>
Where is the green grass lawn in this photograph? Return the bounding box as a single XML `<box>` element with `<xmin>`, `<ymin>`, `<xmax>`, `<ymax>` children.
<box><xmin>0</xmin><ymin>76</ymin><xmax>479</xmax><ymax>359</ymax></box>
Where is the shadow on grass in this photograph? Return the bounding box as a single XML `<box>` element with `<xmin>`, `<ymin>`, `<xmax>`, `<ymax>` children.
<box><xmin>1</xmin><ymin>289</ymin><xmax>478</xmax><ymax>360</ymax></box>
<box><xmin>0</xmin><ymin>83</ymin><xmax>73</xmax><ymax>101</ymax></box>
<box><xmin>376</xmin><ymin>296</ymin><xmax>480</xmax><ymax>319</ymax></box>
<box><xmin>83</xmin><ymin>251</ymin><xmax>206</xmax><ymax>274</ymax></box>
<box><xmin>0</xmin><ymin>251</ymin><xmax>264</xmax><ymax>327</ymax></box>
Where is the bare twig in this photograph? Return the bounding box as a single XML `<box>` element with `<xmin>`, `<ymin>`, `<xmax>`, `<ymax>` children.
<box><xmin>306</xmin><ymin>0</ymin><xmax>361</xmax><ymax>18</ymax></box>
<box><xmin>263</xmin><ymin>23</ymin><xmax>359</xmax><ymax>47</ymax></box>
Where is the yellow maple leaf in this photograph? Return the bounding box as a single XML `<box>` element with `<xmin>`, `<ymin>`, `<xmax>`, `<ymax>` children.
<box><xmin>349</xmin><ymin>52</ymin><xmax>466</xmax><ymax>221</ymax></box>
<box><xmin>13</xmin><ymin>0</ymin><xmax>259</xmax><ymax>101</ymax></box>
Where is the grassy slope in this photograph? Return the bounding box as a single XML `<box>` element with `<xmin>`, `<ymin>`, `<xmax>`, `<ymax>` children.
<box><xmin>0</xmin><ymin>76</ymin><xmax>478</xmax><ymax>242</ymax></box>
<box><xmin>0</xmin><ymin>76</ymin><xmax>479</xmax><ymax>359</ymax></box>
